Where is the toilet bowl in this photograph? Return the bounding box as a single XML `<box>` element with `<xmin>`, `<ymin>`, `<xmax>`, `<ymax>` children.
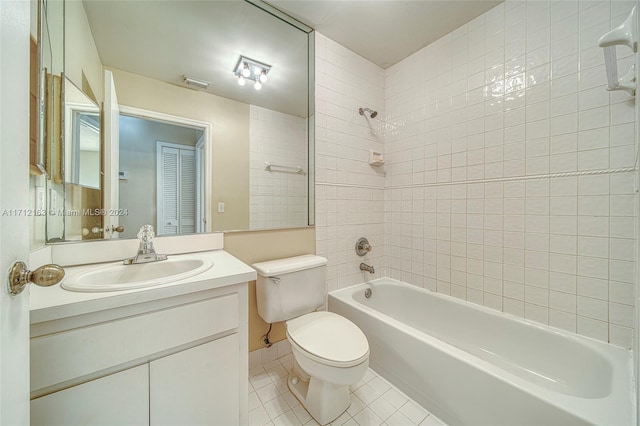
<box><xmin>286</xmin><ymin>311</ymin><xmax>369</xmax><ymax>424</ymax></box>
<box><xmin>252</xmin><ymin>255</ymin><xmax>370</xmax><ymax>425</ymax></box>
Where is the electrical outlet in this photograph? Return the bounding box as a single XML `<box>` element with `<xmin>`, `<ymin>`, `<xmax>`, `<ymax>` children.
<box><xmin>49</xmin><ymin>188</ymin><xmax>57</xmax><ymax>211</ymax></box>
<box><xmin>218</xmin><ymin>202</ymin><xmax>225</xmax><ymax>213</ymax></box>
<box><xmin>35</xmin><ymin>187</ymin><xmax>45</xmax><ymax>212</ymax></box>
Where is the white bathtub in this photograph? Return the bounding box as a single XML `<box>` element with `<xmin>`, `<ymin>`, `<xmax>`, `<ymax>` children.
<box><xmin>329</xmin><ymin>278</ymin><xmax>634</xmax><ymax>426</ymax></box>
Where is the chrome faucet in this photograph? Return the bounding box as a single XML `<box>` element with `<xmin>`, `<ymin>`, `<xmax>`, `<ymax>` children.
<box><xmin>360</xmin><ymin>263</ymin><xmax>375</xmax><ymax>274</ymax></box>
<box><xmin>124</xmin><ymin>225</ymin><xmax>168</xmax><ymax>265</ymax></box>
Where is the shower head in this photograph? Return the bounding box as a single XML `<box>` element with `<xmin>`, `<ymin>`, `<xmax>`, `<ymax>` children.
<box><xmin>359</xmin><ymin>107</ymin><xmax>378</xmax><ymax>118</ymax></box>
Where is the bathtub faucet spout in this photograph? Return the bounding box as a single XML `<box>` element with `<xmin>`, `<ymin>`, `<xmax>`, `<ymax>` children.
<box><xmin>360</xmin><ymin>263</ymin><xmax>375</xmax><ymax>274</ymax></box>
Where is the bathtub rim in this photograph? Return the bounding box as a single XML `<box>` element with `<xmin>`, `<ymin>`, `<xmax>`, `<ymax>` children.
<box><xmin>329</xmin><ymin>277</ymin><xmax>635</xmax><ymax>426</ymax></box>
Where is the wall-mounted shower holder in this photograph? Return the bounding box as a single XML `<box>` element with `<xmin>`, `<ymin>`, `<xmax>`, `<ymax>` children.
<box><xmin>598</xmin><ymin>5</ymin><xmax>637</xmax><ymax>95</ymax></box>
<box><xmin>369</xmin><ymin>151</ymin><xmax>384</xmax><ymax>166</ymax></box>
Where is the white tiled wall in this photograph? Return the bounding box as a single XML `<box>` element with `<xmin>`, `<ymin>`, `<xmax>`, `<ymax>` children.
<box><xmin>382</xmin><ymin>0</ymin><xmax>637</xmax><ymax>347</ymax></box>
<box><xmin>314</xmin><ymin>33</ymin><xmax>386</xmax><ymax>292</ymax></box>
<box><xmin>250</xmin><ymin>105</ymin><xmax>308</xmax><ymax>230</ymax></box>
<box><xmin>314</xmin><ymin>2</ymin><xmax>637</xmax><ymax>347</ymax></box>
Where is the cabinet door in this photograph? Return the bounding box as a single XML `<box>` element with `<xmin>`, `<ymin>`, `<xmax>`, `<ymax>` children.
<box><xmin>150</xmin><ymin>334</ymin><xmax>239</xmax><ymax>426</ymax></box>
<box><xmin>31</xmin><ymin>364</ymin><xmax>149</xmax><ymax>426</ymax></box>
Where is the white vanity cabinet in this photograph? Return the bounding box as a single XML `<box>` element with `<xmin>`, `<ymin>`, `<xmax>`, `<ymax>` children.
<box><xmin>31</xmin><ymin>364</ymin><xmax>150</xmax><ymax>425</ymax></box>
<box><xmin>150</xmin><ymin>335</ymin><xmax>239</xmax><ymax>425</ymax></box>
<box><xmin>30</xmin><ymin>282</ymin><xmax>249</xmax><ymax>426</ymax></box>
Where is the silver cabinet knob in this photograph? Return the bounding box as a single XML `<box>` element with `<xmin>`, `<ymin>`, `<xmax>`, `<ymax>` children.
<box><xmin>7</xmin><ymin>261</ymin><xmax>65</xmax><ymax>295</ymax></box>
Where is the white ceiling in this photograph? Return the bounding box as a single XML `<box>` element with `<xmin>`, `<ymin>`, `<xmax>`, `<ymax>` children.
<box><xmin>82</xmin><ymin>1</ymin><xmax>501</xmax><ymax>117</ymax></box>
<box><xmin>83</xmin><ymin>1</ymin><xmax>309</xmax><ymax>117</ymax></box>
<box><xmin>269</xmin><ymin>0</ymin><xmax>502</xmax><ymax>69</ymax></box>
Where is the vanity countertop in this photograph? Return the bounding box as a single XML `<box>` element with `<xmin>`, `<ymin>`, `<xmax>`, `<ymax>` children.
<box><xmin>30</xmin><ymin>250</ymin><xmax>256</xmax><ymax>324</ymax></box>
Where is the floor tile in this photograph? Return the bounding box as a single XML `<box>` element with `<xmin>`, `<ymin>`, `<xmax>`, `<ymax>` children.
<box><xmin>251</xmin><ymin>355</ymin><xmax>444</xmax><ymax>426</ymax></box>
<box><xmin>330</xmin><ymin>410</ymin><xmax>353</xmax><ymax>425</ymax></box>
<box><xmin>249</xmin><ymin>391</ymin><xmax>262</xmax><ymax>411</ymax></box>
<box><xmin>419</xmin><ymin>415</ymin><xmax>446</xmax><ymax>426</ymax></box>
<box><xmin>249</xmin><ymin>406</ymin><xmax>272</xmax><ymax>426</ymax></box>
<box><xmin>352</xmin><ymin>407</ymin><xmax>384</xmax><ymax>426</ymax></box>
<box><xmin>281</xmin><ymin>390</ymin><xmax>300</xmax><ymax>409</ymax></box>
<box><xmin>292</xmin><ymin>403</ymin><xmax>312</xmax><ymax>423</ymax></box>
<box><xmin>385</xmin><ymin>411</ymin><xmax>417</xmax><ymax>426</ymax></box>
<box><xmin>251</xmin><ymin>371</ymin><xmax>275</xmax><ymax>390</ymax></box>
<box><xmin>346</xmin><ymin>394</ymin><xmax>367</xmax><ymax>417</ymax></box>
<box><xmin>381</xmin><ymin>387</ymin><xmax>409</xmax><ymax>409</ymax></box>
<box><xmin>368</xmin><ymin>397</ymin><xmax>397</xmax><ymax>421</ymax></box>
<box><xmin>353</xmin><ymin>383</ymin><xmax>381</xmax><ymax>405</ymax></box>
<box><xmin>368</xmin><ymin>376</ymin><xmax>392</xmax><ymax>395</ymax></box>
<box><xmin>256</xmin><ymin>382</ymin><xmax>281</xmax><ymax>404</ymax></box>
<box><xmin>273</xmin><ymin>409</ymin><xmax>303</xmax><ymax>426</ymax></box>
<box><xmin>399</xmin><ymin>400</ymin><xmax>430</xmax><ymax>425</ymax></box>
<box><xmin>263</xmin><ymin>395</ymin><xmax>290</xmax><ymax>419</ymax></box>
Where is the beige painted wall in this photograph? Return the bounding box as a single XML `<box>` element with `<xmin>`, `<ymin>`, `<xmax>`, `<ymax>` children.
<box><xmin>65</xmin><ymin>0</ymin><xmax>103</xmax><ymax>102</ymax></box>
<box><xmin>224</xmin><ymin>227</ymin><xmax>316</xmax><ymax>351</ymax></box>
<box><xmin>108</xmin><ymin>67</ymin><xmax>250</xmax><ymax>231</ymax></box>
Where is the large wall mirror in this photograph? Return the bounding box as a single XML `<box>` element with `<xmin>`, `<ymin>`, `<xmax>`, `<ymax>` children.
<box><xmin>45</xmin><ymin>0</ymin><xmax>314</xmax><ymax>242</ymax></box>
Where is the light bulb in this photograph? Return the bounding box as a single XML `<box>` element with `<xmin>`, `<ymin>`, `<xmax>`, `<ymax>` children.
<box><xmin>259</xmin><ymin>71</ymin><xmax>267</xmax><ymax>83</ymax></box>
<box><xmin>254</xmin><ymin>66</ymin><xmax>262</xmax><ymax>76</ymax></box>
<box><xmin>242</xmin><ymin>63</ymin><xmax>250</xmax><ymax>78</ymax></box>
<box><xmin>238</xmin><ymin>75</ymin><xmax>246</xmax><ymax>86</ymax></box>
<box><xmin>254</xmin><ymin>80</ymin><xmax>262</xmax><ymax>90</ymax></box>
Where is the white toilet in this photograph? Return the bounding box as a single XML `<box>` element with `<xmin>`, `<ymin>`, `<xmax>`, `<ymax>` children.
<box><xmin>253</xmin><ymin>255</ymin><xmax>369</xmax><ymax>425</ymax></box>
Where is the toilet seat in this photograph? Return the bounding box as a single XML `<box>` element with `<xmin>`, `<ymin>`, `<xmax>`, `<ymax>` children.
<box><xmin>286</xmin><ymin>311</ymin><xmax>369</xmax><ymax>368</ymax></box>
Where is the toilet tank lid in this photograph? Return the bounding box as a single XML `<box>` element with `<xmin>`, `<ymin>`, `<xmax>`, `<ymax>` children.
<box><xmin>252</xmin><ymin>255</ymin><xmax>327</xmax><ymax>276</ymax></box>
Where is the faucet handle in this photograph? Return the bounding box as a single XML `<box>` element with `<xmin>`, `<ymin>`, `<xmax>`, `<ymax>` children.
<box><xmin>355</xmin><ymin>237</ymin><xmax>372</xmax><ymax>256</ymax></box>
<box><xmin>137</xmin><ymin>224</ymin><xmax>155</xmax><ymax>242</ymax></box>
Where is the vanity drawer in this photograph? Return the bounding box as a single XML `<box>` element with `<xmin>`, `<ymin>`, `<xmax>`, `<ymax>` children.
<box><xmin>31</xmin><ymin>293</ymin><xmax>239</xmax><ymax>394</ymax></box>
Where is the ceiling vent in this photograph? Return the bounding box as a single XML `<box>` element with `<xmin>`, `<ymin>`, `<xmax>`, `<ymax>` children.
<box><xmin>182</xmin><ymin>76</ymin><xmax>210</xmax><ymax>90</ymax></box>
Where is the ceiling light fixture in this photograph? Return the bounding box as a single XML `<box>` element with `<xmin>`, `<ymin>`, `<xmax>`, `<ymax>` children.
<box><xmin>242</xmin><ymin>63</ymin><xmax>251</xmax><ymax>78</ymax></box>
<box><xmin>234</xmin><ymin>56</ymin><xmax>271</xmax><ymax>90</ymax></box>
<box><xmin>182</xmin><ymin>76</ymin><xmax>210</xmax><ymax>90</ymax></box>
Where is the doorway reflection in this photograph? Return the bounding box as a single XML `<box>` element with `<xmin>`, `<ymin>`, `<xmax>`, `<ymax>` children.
<box><xmin>119</xmin><ymin>115</ymin><xmax>205</xmax><ymax>239</ymax></box>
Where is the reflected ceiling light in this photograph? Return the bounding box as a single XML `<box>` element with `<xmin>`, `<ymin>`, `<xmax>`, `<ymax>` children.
<box><xmin>234</xmin><ymin>55</ymin><xmax>271</xmax><ymax>90</ymax></box>
<box><xmin>242</xmin><ymin>63</ymin><xmax>251</xmax><ymax>78</ymax></box>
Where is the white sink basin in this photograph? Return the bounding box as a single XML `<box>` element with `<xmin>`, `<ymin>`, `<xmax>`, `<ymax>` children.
<box><xmin>61</xmin><ymin>257</ymin><xmax>214</xmax><ymax>292</ymax></box>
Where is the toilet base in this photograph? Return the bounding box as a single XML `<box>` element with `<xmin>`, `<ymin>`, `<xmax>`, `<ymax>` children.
<box><xmin>287</xmin><ymin>368</ymin><xmax>351</xmax><ymax>425</ymax></box>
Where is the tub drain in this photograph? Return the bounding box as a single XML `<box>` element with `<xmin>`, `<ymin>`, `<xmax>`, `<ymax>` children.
<box><xmin>364</xmin><ymin>288</ymin><xmax>372</xmax><ymax>298</ymax></box>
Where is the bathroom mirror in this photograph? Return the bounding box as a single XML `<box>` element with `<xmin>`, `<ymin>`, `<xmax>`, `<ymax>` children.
<box><xmin>47</xmin><ymin>0</ymin><xmax>314</xmax><ymax>242</ymax></box>
<box><xmin>64</xmin><ymin>77</ymin><xmax>101</xmax><ymax>189</ymax></box>
<box><xmin>33</xmin><ymin>0</ymin><xmax>64</xmax><ymax>178</ymax></box>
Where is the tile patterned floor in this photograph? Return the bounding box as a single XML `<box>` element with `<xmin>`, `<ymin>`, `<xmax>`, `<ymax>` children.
<box><xmin>248</xmin><ymin>353</ymin><xmax>446</xmax><ymax>426</ymax></box>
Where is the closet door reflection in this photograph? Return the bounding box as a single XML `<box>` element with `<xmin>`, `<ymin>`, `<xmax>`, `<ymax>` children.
<box><xmin>156</xmin><ymin>142</ymin><xmax>197</xmax><ymax>236</ymax></box>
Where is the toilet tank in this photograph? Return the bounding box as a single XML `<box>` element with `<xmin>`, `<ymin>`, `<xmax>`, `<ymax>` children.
<box><xmin>253</xmin><ymin>255</ymin><xmax>328</xmax><ymax>323</ymax></box>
